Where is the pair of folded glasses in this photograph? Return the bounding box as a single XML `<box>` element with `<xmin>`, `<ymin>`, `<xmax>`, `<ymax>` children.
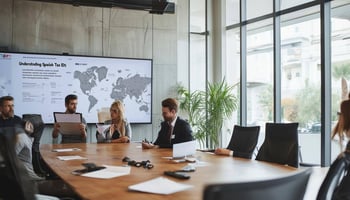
<box><xmin>122</xmin><ymin>156</ymin><xmax>154</xmax><ymax>169</ymax></box>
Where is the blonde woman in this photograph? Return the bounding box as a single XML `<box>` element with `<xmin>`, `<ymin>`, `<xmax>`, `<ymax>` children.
<box><xmin>96</xmin><ymin>100</ymin><xmax>131</xmax><ymax>143</ymax></box>
<box><xmin>332</xmin><ymin>99</ymin><xmax>350</xmax><ymax>150</ymax></box>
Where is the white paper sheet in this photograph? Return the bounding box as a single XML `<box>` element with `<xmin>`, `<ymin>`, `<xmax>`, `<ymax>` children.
<box><xmin>53</xmin><ymin>112</ymin><xmax>83</xmax><ymax>135</ymax></box>
<box><xmin>128</xmin><ymin>177</ymin><xmax>193</xmax><ymax>195</ymax></box>
<box><xmin>54</xmin><ymin>112</ymin><xmax>82</xmax><ymax>123</ymax></box>
<box><xmin>52</xmin><ymin>148</ymin><xmax>81</xmax><ymax>152</ymax></box>
<box><xmin>96</xmin><ymin>124</ymin><xmax>110</xmax><ymax>134</ymax></box>
<box><xmin>57</xmin><ymin>155</ymin><xmax>87</xmax><ymax>161</ymax></box>
<box><xmin>57</xmin><ymin>122</ymin><xmax>83</xmax><ymax>135</ymax></box>
<box><xmin>81</xmin><ymin>165</ymin><xmax>131</xmax><ymax>179</ymax></box>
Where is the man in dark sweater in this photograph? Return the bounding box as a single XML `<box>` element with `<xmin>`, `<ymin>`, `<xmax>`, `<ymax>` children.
<box><xmin>52</xmin><ymin>94</ymin><xmax>87</xmax><ymax>143</ymax></box>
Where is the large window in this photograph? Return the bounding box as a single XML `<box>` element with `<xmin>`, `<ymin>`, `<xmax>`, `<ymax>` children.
<box><xmin>189</xmin><ymin>0</ymin><xmax>350</xmax><ymax>165</ymax></box>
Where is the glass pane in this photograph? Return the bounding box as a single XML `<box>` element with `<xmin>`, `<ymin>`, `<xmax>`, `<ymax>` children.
<box><xmin>226</xmin><ymin>0</ymin><xmax>240</xmax><ymax>26</ymax></box>
<box><xmin>224</xmin><ymin>28</ymin><xmax>240</xmax><ymax>147</ymax></box>
<box><xmin>190</xmin><ymin>0</ymin><xmax>206</xmax><ymax>33</ymax></box>
<box><xmin>280</xmin><ymin>6</ymin><xmax>321</xmax><ymax>164</ymax></box>
<box><xmin>247</xmin><ymin>0</ymin><xmax>273</xmax><ymax>20</ymax></box>
<box><xmin>190</xmin><ymin>0</ymin><xmax>206</xmax><ymax>91</ymax></box>
<box><xmin>189</xmin><ymin>0</ymin><xmax>206</xmax><ymax>149</ymax></box>
<box><xmin>280</xmin><ymin>0</ymin><xmax>315</xmax><ymax>10</ymax></box>
<box><xmin>246</xmin><ymin>19</ymin><xmax>274</xmax><ymax>148</ymax></box>
<box><xmin>331</xmin><ymin>2</ymin><xmax>350</xmax><ymax>160</ymax></box>
<box><xmin>190</xmin><ymin>34</ymin><xmax>206</xmax><ymax>91</ymax></box>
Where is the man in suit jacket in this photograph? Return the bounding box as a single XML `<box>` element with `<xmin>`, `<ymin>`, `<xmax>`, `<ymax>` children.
<box><xmin>142</xmin><ymin>98</ymin><xmax>193</xmax><ymax>149</ymax></box>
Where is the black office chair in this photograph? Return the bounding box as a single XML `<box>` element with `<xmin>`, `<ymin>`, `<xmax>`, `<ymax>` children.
<box><xmin>203</xmin><ymin>167</ymin><xmax>312</xmax><ymax>200</ymax></box>
<box><xmin>316</xmin><ymin>141</ymin><xmax>350</xmax><ymax>200</ymax></box>
<box><xmin>22</xmin><ymin>114</ymin><xmax>47</xmax><ymax>176</ymax></box>
<box><xmin>226</xmin><ymin>125</ymin><xmax>260</xmax><ymax>159</ymax></box>
<box><xmin>0</xmin><ymin>127</ymin><xmax>37</xmax><ymax>200</ymax></box>
<box><xmin>255</xmin><ymin>122</ymin><xmax>299</xmax><ymax>168</ymax></box>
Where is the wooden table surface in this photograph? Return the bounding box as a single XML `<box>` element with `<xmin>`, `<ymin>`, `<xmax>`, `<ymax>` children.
<box><xmin>40</xmin><ymin>143</ymin><xmax>316</xmax><ymax>200</ymax></box>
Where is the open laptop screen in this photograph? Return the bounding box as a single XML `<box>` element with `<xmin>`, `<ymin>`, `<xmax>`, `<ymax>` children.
<box><xmin>172</xmin><ymin>140</ymin><xmax>196</xmax><ymax>159</ymax></box>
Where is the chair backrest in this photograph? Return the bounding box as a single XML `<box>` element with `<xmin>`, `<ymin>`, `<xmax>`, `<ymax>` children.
<box><xmin>0</xmin><ymin>127</ymin><xmax>36</xmax><ymax>200</ymax></box>
<box><xmin>22</xmin><ymin>114</ymin><xmax>44</xmax><ymax>153</ymax></box>
<box><xmin>226</xmin><ymin>125</ymin><xmax>260</xmax><ymax>159</ymax></box>
<box><xmin>22</xmin><ymin>114</ymin><xmax>47</xmax><ymax>175</ymax></box>
<box><xmin>255</xmin><ymin>122</ymin><xmax>299</xmax><ymax>168</ymax></box>
<box><xmin>203</xmin><ymin>168</ymin><xmax>312</xmax><ymax>200</ymax></box>
<box><xmin>316</xmin><ymin>141</ymin><xmax>350</xmax><ymax>200</ymax></box>
<box><xmin>97</xmin><ymin>107</ymin><xmax>111</xmax><ymax>123</ymax></box>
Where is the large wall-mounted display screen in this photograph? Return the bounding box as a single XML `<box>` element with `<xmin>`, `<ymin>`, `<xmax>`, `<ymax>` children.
<box><xmin>0</xmin><ymin>52</ymin><xmax>152</xmax><ymax>124</ymax></box>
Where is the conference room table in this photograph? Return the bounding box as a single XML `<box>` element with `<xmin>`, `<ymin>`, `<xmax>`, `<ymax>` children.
<box><xmin>40</xmin><ymin>143</ymin><xmax>323</xmax><ymax>200</ymax></box>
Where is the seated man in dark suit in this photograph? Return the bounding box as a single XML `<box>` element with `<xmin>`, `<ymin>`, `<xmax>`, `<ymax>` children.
<box><xmin>142</xmin><ymin>98</ymin><xmax>193</xmax><ymax>149</ymax></box>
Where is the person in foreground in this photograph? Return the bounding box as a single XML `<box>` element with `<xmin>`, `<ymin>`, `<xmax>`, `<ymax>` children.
<box><xmin>0</xmin><ymin>127</ymin><xmax>60</xmax><ymax>200</ymax></box>
<box><xmin>52</xmin><ymin>94</ymin><xmax>87</xmax><ymax>143</ymax></box>
<box><xmin>0</xmin><ymin>96</ymin><xmax>43</xmax><ymax>181</ymax></box>
<box><xmin>96</xmin><ymin>100</ymin><xmax>131</xmax><ymax>143</ymax></box>
<box><xmin>332</xmin><ymin>99</ymin><xmax>350</xmax><ymax>150</ymax></box>
<box><xmin>142</xmin><ymin>98</ymin><xmax>193</xmax><ymax>149</ymax></box>
<box><xmin>0</xmin><ymin>96</ymin><xmax>79</xmax><ymax>199</ymax></box>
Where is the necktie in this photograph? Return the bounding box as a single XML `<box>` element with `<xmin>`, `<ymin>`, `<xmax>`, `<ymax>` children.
<box><xmin>167</xmin><ymin>123</ymin><xmax>173</xmax><ymax>142</ymax></box>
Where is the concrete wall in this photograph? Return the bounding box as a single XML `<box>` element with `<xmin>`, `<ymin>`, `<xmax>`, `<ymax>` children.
<box><xmin>0</xmin><ymin>0</ymin><xmax>189</xmax><ymax>144</ymax></box>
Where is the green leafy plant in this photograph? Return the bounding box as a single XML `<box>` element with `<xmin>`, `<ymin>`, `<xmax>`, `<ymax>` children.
<box><xmin>177</xmin><ymin>79</ymin><xmax>238</xmax><ymax>149</ymax></box>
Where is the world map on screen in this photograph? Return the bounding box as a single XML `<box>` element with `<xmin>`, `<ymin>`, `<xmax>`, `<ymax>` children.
<box><xmin>73</xmin><ymin>66</ymin><xmax>152</xmax><ymax>122</ymax></box>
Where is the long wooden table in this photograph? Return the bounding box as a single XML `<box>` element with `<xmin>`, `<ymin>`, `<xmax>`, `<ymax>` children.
<box><xmin>40</xmin><ymin>143</ymin><xmax>315</xmax><ymax>200</ymax></box>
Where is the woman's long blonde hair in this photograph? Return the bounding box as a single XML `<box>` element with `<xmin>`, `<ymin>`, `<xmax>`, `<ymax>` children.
<box><xmin>332</xmin><ymin>99</ymin><xmax>350</xmax><ymax>144</ymax></box>
<box><xmin>110</xmin><ymin>100</ymin><xmax>126</xmax><ymax>136</ymax></box>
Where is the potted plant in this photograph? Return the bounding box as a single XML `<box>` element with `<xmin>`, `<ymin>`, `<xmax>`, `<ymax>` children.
<box><xmin>177</xmin><ymin>79</ymin><xmax>238</xmax><ymax>149</ymax></box>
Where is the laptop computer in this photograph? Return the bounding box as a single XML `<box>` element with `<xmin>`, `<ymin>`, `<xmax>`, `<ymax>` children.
<box><xmin>172</xmin><ymin>140</ymin><xmax>196</xmax><ymax>159</ymax></box>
